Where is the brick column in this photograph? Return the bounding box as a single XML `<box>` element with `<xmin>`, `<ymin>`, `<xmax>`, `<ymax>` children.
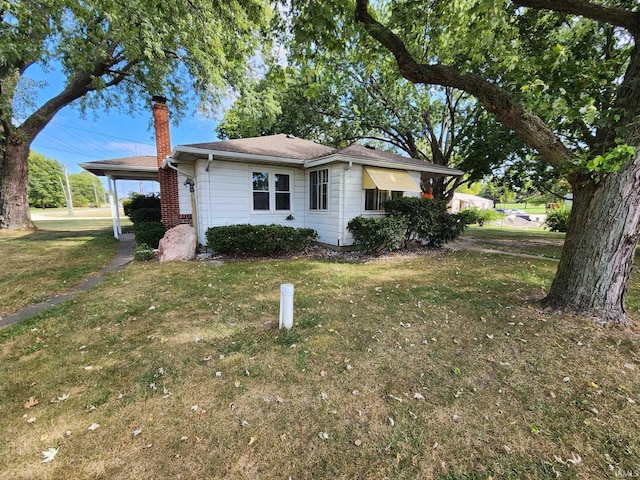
<box><xmin>152</xmin><ymin>95</ymin><xmax>181</xmax><ymax>228</ymax></box>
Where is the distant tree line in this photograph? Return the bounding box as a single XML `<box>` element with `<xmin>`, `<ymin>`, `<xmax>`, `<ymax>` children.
<box><xmin>28</xmin><ymin>152</ymin><xmax>106</xmax><ymax>208</ymax></box>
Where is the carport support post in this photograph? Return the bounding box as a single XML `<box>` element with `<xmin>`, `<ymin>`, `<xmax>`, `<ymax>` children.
<box><xmin>108</xmin><ymin>176</ymin><xmax>118</xmax><ymax>239</ymax></box>
<box><xmin>113</xmin><ymin>179</ymin><xmax>122</xmax><ymax>235</ymax></box>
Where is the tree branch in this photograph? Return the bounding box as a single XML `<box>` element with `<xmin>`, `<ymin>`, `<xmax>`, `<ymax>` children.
<box><xmin>513</xmin><ymin>0</ymin><xmax>640</xmax><ymax>36</ymax></box>
<box><xmin>354</xmin><ymin>0</ymin><xmax>574</xmax><ymax>169</ymax></box>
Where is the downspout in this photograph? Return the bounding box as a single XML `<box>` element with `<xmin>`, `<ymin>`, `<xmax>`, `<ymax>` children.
<box><xmin>164</xmin><ymin>157</ymin><xmax>198</xmax><ymax>238</ymax></box>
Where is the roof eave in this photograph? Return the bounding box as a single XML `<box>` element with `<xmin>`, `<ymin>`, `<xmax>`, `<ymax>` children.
<box><xmin>304</xmin><ymin>154</ymin><xmax>464</xmax><ymax>176</ymax></box>
<box><xmin>171</xmin><ymin>145</ymin><xmax>306</xmax><ymax>166</ymax></box>
<box><xmin>79</xmin><ymin>162</ymin><xmax>159</xmax><ymax>176</ymax></box>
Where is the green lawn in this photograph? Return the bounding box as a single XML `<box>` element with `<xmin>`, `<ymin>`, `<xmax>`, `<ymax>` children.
<box><xmin>0</xmin><ymin>229</ymin><xmax>638</xmax><ymax>479</ymax></box>
<box><xmin>0</xmin><ymin>229</ymin><xmax>118</xmax><ymax>318</ymax></box>
<box><xmin>30</xmin><ymin>206</ymin><xmax>132</xmax><ymax>232</ymax></box>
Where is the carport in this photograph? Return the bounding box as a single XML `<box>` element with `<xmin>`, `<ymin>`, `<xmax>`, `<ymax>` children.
<box><xmin>79</xmin><ymin>156</ymin><xmax>159</xmax><ymax>238</ymax></box>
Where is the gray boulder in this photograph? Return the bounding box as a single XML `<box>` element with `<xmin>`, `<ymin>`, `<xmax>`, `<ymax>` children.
<box><xmin>157</xmin><ymin>224</ymin><xmax>197</xmax><ymax>263</ymax></box>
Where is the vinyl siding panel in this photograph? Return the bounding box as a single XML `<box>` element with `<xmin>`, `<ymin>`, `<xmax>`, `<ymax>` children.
<box><xmin>177</xmin><ymin>165</ymin><xmax>194</xmax><ymax>215</ymax></box>
<box><xmin>194</xmin><ymin>160</ymin><xmax>304</xmax><ymax>244</ymax></box>
<box><xmin>305</xmin><ymin>165</ymin><xmax>342</xmax><ymax>246</ymax></box>
<box><xmin>192</xmin><ymin>158</ymin><xmax>426</xmax><ymax>247</ymax></box>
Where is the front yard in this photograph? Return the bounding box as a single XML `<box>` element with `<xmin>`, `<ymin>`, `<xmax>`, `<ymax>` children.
<box><xmin>0</xmin><ymin>228</ymin><xmax>638</xmax><ymax>479</ymax></box>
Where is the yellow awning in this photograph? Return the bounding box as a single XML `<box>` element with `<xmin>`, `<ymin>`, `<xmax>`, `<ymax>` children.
<box><xmin>363</xmin><ymin>167</ymin><xmax>421</xmax><ymax>192</ymax></box>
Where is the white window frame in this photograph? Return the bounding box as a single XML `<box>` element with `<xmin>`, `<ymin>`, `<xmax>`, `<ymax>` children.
<box><xmin>363</xmin><ymin>188</ymin><xmax>403</xmax><ymax>212</ymax></box>
<box><xmin>250</xmin><ymin>169</ymin><xmax>293</xmax><ymax>213</ymax></box>
<box><xmin>309</xmin><ymin>168</ymin><xmax>329</xmax><ymax>212</ymax></box>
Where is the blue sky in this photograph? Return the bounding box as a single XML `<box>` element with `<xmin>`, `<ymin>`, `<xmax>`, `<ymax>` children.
<box><xmin>25</xmin><ymin>64</ymin><xmax>222</xmax><ymax>196</ymax></box>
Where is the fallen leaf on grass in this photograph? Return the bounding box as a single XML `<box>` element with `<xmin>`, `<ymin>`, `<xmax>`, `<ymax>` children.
<box><xmin>24</xmin><ymin>397</ymin><xmax>39</xmax><ymax>409</ymax></box>
<box><xmin>248</xmin><ymin>436</ymin><xmax>256</xmax><ymax>446</ymax></box>
<box><xmin>41</xmin><ymin>447</ymin><xmax>58</xmax><ymax>463</ymax></box>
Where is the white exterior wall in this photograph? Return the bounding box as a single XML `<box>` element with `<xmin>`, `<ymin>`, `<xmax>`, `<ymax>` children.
<box><xmin>305</xmin><ymin>165</ymin><xmax>343</xmax><ymax>246</ymax></box>
<box><xmin>176</xmin><ymin>165</ymin><xmax>194</xmax><ymax>215</ymax></box>
<box><xmin>194</xmin><ymin>159</ymin><xmax>305</xmax><ymax>245</ymax></box>
<box><xmin>340</xmin><ymin>165</ymin><xmax>366</xmax><ymax>246</ymax></box>
<box><xmin>192</xmin><ymin>159</ymin><xmax>428</xmax><ymax>247</ymax></box>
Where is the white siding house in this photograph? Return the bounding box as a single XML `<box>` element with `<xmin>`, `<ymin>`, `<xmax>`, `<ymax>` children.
<box><xmin>165</xmin><ymin>135</ymin><xmax>464</xmax><ymax>247</ymax></box>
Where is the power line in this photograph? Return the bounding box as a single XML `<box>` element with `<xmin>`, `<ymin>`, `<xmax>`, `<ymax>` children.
<box><xmin>51</xmin><ymin>121</ymin><xmax>156</xmax><ymax>146</ymax></box>
<box><xmin>33</xmin><ymin>144</ymin><xmax>105</xmax><ymax>160</ymax></box>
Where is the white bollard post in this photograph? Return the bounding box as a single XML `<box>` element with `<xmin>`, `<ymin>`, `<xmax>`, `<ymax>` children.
<box><xmin>279</xmin><ymin>283</ymin><xmax>294</xmax><ymax>330</ymax></box>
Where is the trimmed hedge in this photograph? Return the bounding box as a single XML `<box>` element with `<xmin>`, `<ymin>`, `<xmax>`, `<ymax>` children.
<box><xmin>206</xmin><ymin>224</ymin><xmax>318</xmax><ymax>255</ymax></box>
<box><xmin>346</xmin><ymin>216</ymin><xmax>408</xmax><ymax>254</ymax></box>
<box><xmin>123</xmin><ymin>193</ymin><xmax>161</xmax><ymax>219</ymax></box>
<box><xmin>134</xmin><ymin>221</ymin><xmax>167</xmax><ymax>249</ymax></box>
<box><xmin>131</xmin><ymin>207</ymin><xmax>162</xmax><ymax>225</ymax></box>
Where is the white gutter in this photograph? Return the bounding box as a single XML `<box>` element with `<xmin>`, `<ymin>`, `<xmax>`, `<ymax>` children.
<box><xmin>162</xmin><ymin>156</ymin><xmax>193</xmax><ymax>179</ymax></box>
<box><xmin>305</xmin><ymin>154</ymin><xmax>464</xmax><ymax>176</ymax></box>
<box><xmin>172</xmin><ymin>146</ymin><xmax>306</xmax><ymax>166</ymax></box>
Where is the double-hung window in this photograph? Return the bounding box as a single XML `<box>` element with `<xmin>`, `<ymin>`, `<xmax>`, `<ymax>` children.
<box><xmin>364</xmin><ymin>189</ymin><xmax>403</xmax><ymax>211</ymax></box>
<box><xmin>252</xmin><ymin>171</ymin><xmax>291</xmax><ymax>212</ymax></box>
<box><xmin>309</xmin><ymin>169</ymin><xmax>328</xmax><ymax>211</ymax></box>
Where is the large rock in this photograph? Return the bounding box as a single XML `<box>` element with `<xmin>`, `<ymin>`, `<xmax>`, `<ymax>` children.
<box><xmin>157</xmin><ymin>224</ymin><xmax>197</xmax><ymax>263</ymax></box>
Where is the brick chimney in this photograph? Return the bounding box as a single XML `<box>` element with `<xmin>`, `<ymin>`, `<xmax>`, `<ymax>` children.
<box><xmin>152</xmin><ymin>95</ymin><xmax>181</xmax><ymax>228</ymax></box>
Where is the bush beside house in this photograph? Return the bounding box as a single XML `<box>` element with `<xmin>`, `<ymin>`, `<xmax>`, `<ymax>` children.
<box><xmin>346</xmin><ymin>217</ymin><xmax>408</xmax><ymax>254</ymax></box>
<box><xmin>206</xmin><ymin>224</ymin><xmax>318</xmax><ymax>256</ymax></box>
<box><xmin>349</xmin><ymin>198</ymin><xmax>466</xmax><ymax>253</ymax></box>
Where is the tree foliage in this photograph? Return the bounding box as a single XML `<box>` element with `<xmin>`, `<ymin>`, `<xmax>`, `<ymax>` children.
<box><xmin>1</xmin><ymin>0</ymin><xmax>270</xmax><ymax>229</ymax></box>
<box><xmin>68</xmin><ymin>171</ymin><xmax>105</xmax><ymax>207</ymax></box>
<box><xmin>27</xmin><ymin>151</ymin><xmax>65</xmax><ymax>208</ymax></box>
<box><xmin>287</xmin><ymin>0</ymin><xmax>640</xmax><ymax>325</ymax></box>
<box><xmin>219</xmin><ymin>40</ymin><xmax>526</xmax><ymax>198</ymax></box>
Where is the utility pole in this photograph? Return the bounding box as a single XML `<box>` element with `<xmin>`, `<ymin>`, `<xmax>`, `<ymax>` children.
<box><xmin>93</xmin><ymin>183</ymin><xmax>100</xmax><ymax>208</ymax></box>
<box><xmin>63</xmin><ymin>165</ymin><xmax>74</xmax><ymax>216</ymax></box>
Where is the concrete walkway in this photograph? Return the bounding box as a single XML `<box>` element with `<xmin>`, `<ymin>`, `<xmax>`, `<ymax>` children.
<box><xmin>0</xmin><ymin>233</ymin><xmax>135</xmax><ymax>328</ymax></box>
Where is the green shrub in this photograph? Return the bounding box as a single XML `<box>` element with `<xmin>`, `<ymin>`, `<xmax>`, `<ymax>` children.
<box><xmin>459</xmin><ymin>208</ymin><xmax>503</xmax><ymax>226</ymax></box>
<box><xmin>123</xmin><ymin>193</ymin><xmax>161</xmax><ymax>219</ymax></box>
<box><xmin>545</xmin><ymin>209</ymin><xmax>571</xmax><ymax>232</ymax></box>
<box><xmin>134</xmin><ymin>243</ymin><xmax>156</xmax><ymax>261</ymax></box>
<box><xmin>206</xmin><ymin>224</ymin><xmax>318</xmax><ymax>255</ymax></box>
<box><xmin>132</xmin><ymin>207</ymin><xmax>162</xmax><ymax>225</ymax></box>
<box><xmin>134</xmin><ymin>221</ymin><xmax>166</xmax><ymax>249</ymax></box>
<box><xmin>458</xmin><ymin>209</ymin><xmax>479</xmax><ymax>225</ymax></box>
<box><xmin>346</xmin><ymin>216</ymin><xmax>408</xmax><ymax>254</ymax></box>
<box><xmin>383</xmin><ymin>197</ymin><xmax>466</xmax><ymax>246</ymax></box>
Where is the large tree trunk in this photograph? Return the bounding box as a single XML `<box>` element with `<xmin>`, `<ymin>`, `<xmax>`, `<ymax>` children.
<box><xmin>0</xmin><ymin>140</ymin><xmax>32</xmax><ymax>230</ymax></box>
<box><xmin>544</xmin><ymin>155</ymin><xmax>640</xmax><ymax>326</ymax></box>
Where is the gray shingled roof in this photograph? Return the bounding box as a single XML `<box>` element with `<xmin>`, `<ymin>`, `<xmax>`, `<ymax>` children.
<box><xmin>328</xmin><ymin>144</ymin><xmax>457</xmax><ymax>173</ymax></box>
<box><xmin>183</xmin><ymin>134</ymin><xmax>335</xmax><ymax>160</ymax></box>
<box><xmin>81</xmin><ymin>135</ymin><xmax>464</xmax><ymax>178</ymax></box>
<box><xmin>174</xmin><ymin>134</ymin><xmax>463</xmax><ymax>175</ymax></box>
<box><xmin>79</xmin><ymin>155</ymin><xmax>158</xmax><ymax>180</ymax></box>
